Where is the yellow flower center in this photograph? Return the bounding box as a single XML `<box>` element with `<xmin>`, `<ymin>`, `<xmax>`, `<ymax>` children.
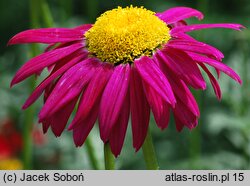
<box><xmin>85</xmin><ymin>6</ymin><xmax>171</xmax><ymax>64</ymax></box>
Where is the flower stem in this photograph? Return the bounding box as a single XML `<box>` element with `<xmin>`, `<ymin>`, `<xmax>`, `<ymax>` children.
<box><xmin>22</xmin><ymin>0</ymin><xmax>41</xmax><ymax>170</ymax></box>
<box><xmin>104</xmin><ymin>143</ymin><xmax>115</xmax><ymax>170</ymax></box>
<box><xmin>40</xmin><ymin>0</ymin><xmax>54</xmax><ymax>27</ymax></box>
<box><xmin>189</xmin><ymin>90</ymin><xmax>203</xmax><ymax>169</ymax></box>
<box><xmin>189</xmin><ymin>121</ymin><xmax>201</xmax><ymax>168</ymax></box>
<box><xmin>142</xmin><ymin>129</ymin><xmax>159</xmax><ymax>170</ymax></box>
<box><xmin>23</xmin><ymin>105</ymin><xmax>35</xmax><ymax>169</ymax></box>
<box><xmin>30</xmin><ymin>0</ymin><xmax>40</xmax><ymax>28</ymax></box>
<box><xmin>85</xmin><ymin>138</ymin><xmax>100</xmax><ymax>170</ymax></box>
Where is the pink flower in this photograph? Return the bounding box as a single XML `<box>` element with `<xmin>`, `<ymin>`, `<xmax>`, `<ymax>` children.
<box><xmin>8</xmin><ymin>6</ymin><xmax>243</xmax><ymax>157</ymax></box>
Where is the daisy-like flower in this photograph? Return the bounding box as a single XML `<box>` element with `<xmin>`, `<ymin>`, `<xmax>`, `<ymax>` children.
<box><xmin>8</xmin><ymin>6</ymin><xmax>243</xmax><ymax>157</ymax></box>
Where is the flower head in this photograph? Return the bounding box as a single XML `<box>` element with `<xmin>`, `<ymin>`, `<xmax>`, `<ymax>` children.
<box><xmin>85</xmin><ymin>6</ymin><xmax>170</xmax><ymax>64</ymax></box>
<box><xmin>8</xmin><ymin>6</ymin><xmax>244</xmax><ymax>157</ymax></box>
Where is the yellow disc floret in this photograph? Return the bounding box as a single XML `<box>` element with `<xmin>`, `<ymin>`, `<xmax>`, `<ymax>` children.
<box><xmin>85</xmin><ymin>6</ymin><xmax>171</xmax><ymax>64</ymax></box>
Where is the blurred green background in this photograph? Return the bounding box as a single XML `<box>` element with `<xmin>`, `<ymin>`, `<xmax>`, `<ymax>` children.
<box><xmin>0</xmin><ymin>0</ymin><xmax>249</xmax><ymax>170</ymax></box>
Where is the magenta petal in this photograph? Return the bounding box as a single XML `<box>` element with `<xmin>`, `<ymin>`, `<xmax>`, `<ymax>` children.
<box><xmin>45</xmin><ymin>40</ymin><xmax>84</xmax><ymax>54</ymax></box>
<box><xmin>159</xmin><ymin>62</ymin><xmax>200</xmax><ymax>117</ymax></box>
<box><xmin>42</xmin><ymin>121</ymin><xmax>50</xmax><ymax>133</ymax></box>
<box><xmin>39</xmin><ymin>58</ymin><xmax>101</xmax><ymax>121</ymax></box>
<box><xmin>109</xmin><ymin>92</ymin><xmax>130</xmax><ymax>157</ymax></box>
<box><xmin>170</xmin><ymin>20</ymin><xmax>187</xmax><ymax>28</ymax></box>
<box><xmin>188</xmin><ymin>52</ymin><xmax>242</xmax><ymax>84</ymax></box>
<box><xmin>173</xmin><ymin>98</ymin><xmax>198</xmax><ymax>130</ymax></box>
<box><xmin>143</xmin><ymin>84</ymin><xmax>170</xmax><ymax>130</ymax></box>
<box><xmin>199</xmin><ymin>63</ymin><xmax>222</xmax><ymax>100</ymax></box>
<box><xmin>73</xmin><ymin>97</ymin><xmax>100</xmax><ymax>147</ymax></box>
<box><xmin>216</xmin><ymin>69</ymin><xmax>221</xmax><ymax>79</ymax></box>
<box><xmin>43</xmin><ymin>79</ymin><xmax>57</xmax><ymax>103</ymax></box>
<box><xmin>22</xmin><ymin>52</ymin><xmax>87</xmax><ymax>109</ymax></box>
<box><xmin>74</xmin><ymin>24</ymin><xmax>92</xmax><ymax>34</ymax></box>
<box><xmin>44</xmin><ymin>43</ymin><xmax>57</xmax><ymax>52</ymax></box>
<box><xmin>171</xmin><ymin>23</ymin><xmax>244</xmax><ymax>34</ymax></box>
<box><xmin>173</xmin><ymin>113</ymin><xmax>184</xmax><ymax>132</ymax></box>
<box><xmin>174</xmin><ymin>80</ymin><xmax>200</xmax><ymax>117</ymax></box>
<box><xmin>99</xmin><ymin>64</ymin><xmax>130</xmax><ymax>142</ymax></box>
<box><xmin>130</xmin><ymin>67</ymin><xmax>150</xmax><ymax>151</ymax></box>
<box><xmin>11</xmin><ymin>43</ymin><xmax>83</xmax><ymax>86</ymax></box>
<box><xmin>172</xmin><ymin>32</ymin><xmax>197</xmax><ymax>41</ymax></box>
<box><xmin>157</xmin><ymin>48</ymin><xmax>206</xmax><ymax>90</ymax></box>
<box><xmin>135</xmin><ymin>56</ymin><xmax>176</xmax><ymax>107</ymax></box>
<box><xmin>68</xmin><ymin>63</ymin><xmax>113</xmax><ymax>130</ymax></box>
<box><xmin>167</xmin><ymin>39</ymin><xmax>224</xmax><ymax>60</ymax></box>
<box><xmin>8</xmin><ymin>28</ymin><xmax>83</xmax><ymax>45</ymax></box>
<box><xmin>156</xmin><ymin>7</ymin><xmax>203</xmax><ymax>24</ymax></box>
<box><xmin>47</xmin><ymin>98</ymin><xmax>77</xmax><ymax>137</ymax></box>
